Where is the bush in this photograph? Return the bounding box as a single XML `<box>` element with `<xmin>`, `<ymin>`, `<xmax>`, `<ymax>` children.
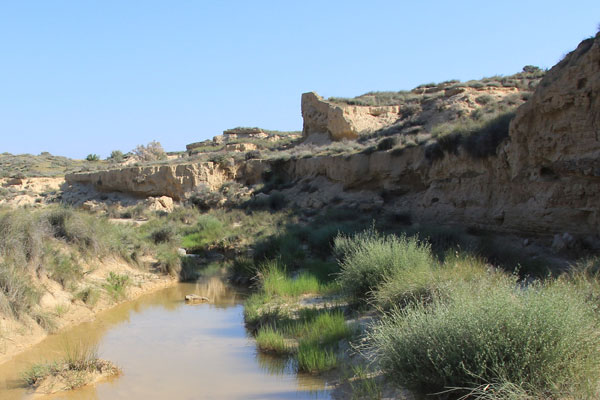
<box><xmin>334</xmin><ymin>228</ymin><xmax>435</xmax><ymax>303</ymax></box>
<box><xmin>75</xmin><ymin>287</ymin><xmax>100</xmax><ymax>307</ymax></box>
<box><xmin>85</xmin><ymin>154</ymin><xmax>99</xmax><ymax>162</ymax></box>
<box><xmin>188</xmin><ymin>185</ymin><xmax>225</xmax><ymax>211</ymax></box>
<box><xmin>376</xmin><ymin>137</ymin><xmax>398</xmax><ymax>151</ymax></box>
<box><xmin>245</xmin><ymin>150</ymin><xmax>261</xmax><ymax>160</ymax></box>
<box><xmin>0</xmin><ymin>208</ymin><xmax>47</xmax><ymax>267</ymax></box>
<box><xmin>103</xmin><ymin>272</ymin><xmax>130</xmax><ymax>300</ymax></box>
<box><xmin>132</xmin><ymin>141</ymin><xmax>166</xmax><ymax>162</ymax></box>
<box><xmin>107</xmin><ymin>150</ymin><xmax>124</xmax><ymax>162</ymax></box>
<box><xmin>48</xmin><ymin>253</ymin><xmax>82</xmax><ymax>288</ymax></box>
<box><xmin>156</xmin><ymin>245</ymin><xmax>182</xmax><ymax>277</ymax></box>
<box><xmin>368</xmin><ymin>278</ymin><xmax>600</xmax><ymax>398</ymax></box>
<box><xmin>475</xmin><ymin>94</ymin><xmax>494</xmax><ymax>105</ymax></box>
<box><xmin>149</xmin><ymin>225</ymin><xmax>176</xmax><ymax>244</ymax></box>
<box><xmin>427</xmin><ymin>111</ymin><xmax>515</xmax><ymax>160</ymax></box>
<box><xmin>463</xmin><ymin>111</ymin><xmax>515</xmax><ymax>158</ymax></box>
<box><xmin>252</xmin><ymin>232</ymin><xmax>305</xmax><ymax>267</ymax></box>
<box><xmin>181</xmin><ymin>215</ymin><xmax>224</xmax><ymax>251</ymax></box>
<box><xmin>373</xmin><ymin>252</ymin><xmax>492</xmax><ymax>310</ymax></box>
<box><xmin>0</xmin><ymin>263</ymin><xmax>38</xmax><ymax>317</ymax></box>
<box><xmin>45</xmin><ymin>207</ymin><xmax>104</xmax><ymax>255</ymax></box>
<box><xmin>31</xmin><ymin>309</ymin><xmax>57</xmax><ymax>333</ymax></box>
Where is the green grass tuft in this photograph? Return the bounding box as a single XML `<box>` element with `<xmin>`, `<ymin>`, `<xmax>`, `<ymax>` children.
<box><xmin>255</xmin><ymin>325</ymin><xmax>291</xmax><ymax>354</ymax></box>
<box><xmin>297</xmin><ymin>341</ymin><xmax>338</xmax><ymax>373</ymax></box>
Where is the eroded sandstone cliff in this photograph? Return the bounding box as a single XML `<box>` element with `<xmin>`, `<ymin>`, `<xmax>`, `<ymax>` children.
<box><xmin>65</xmin><ymin>33</ymin><xmax>600</xmax><ymax>239</ymax></box>
<box><xmin>66</xmin><ymin>162</ymin><xmax>235</xmax><ymax>201</ymax></box>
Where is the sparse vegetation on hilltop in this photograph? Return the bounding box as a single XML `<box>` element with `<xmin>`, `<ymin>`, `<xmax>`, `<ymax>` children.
<box><xmin>328</xmin><ymin>68</ymin><xmax>545</xmax><ymax>107</ymax></box>
<box><xmin>0</xmin><ymin>152</ymin><xmax>108</xmax><ymax>178</ymax></box>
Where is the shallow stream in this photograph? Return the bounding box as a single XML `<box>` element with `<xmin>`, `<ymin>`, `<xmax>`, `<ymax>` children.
<box><xmin>0</xmin><ymin>277</ymin><xmax>332</xmax><ymax>399</ymax></box>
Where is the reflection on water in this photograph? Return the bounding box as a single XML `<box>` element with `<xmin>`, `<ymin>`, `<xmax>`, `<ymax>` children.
<box><xmin>0</xmin><ymin>276</ymin><xmax>331</xmax><ymax>400</ymax></box>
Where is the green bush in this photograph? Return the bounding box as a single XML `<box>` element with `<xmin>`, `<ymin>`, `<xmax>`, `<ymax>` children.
<box><xmin>292</xmin><ymin>310</ymin><xmax>351</xmax><ymax>345</ymax></box>
<box><xmin>334</xmin><ymin>228</ymin><xmax>435</xmax><ymax>302</ymax></box>
<box><xmin>45</xmin><ymin>207</ymin><xmax>102</xmax><ymax>255</ymax></box>
<box><xmin>244</xmin><ymin>292</ymin><xmax>290</xmax><ymax>328</ymax></box>
<box><xmin>373</xmin><ymin>252</ymin><xmax>492</xmax><ymax>310</ymax></box>
<box><xmin>85</xmin><ymin>154</ymin><xmax>99</xmax><ymax>162</ymax></box>
<box><xmin>230</xmin><ymin>256</ymin><xmax>258</xmax><ymax>281</ymax></box>
<box><xmin>368</xmin><ymin>278</ymin><xmax>600</xmax><ymax>398</ymax></box>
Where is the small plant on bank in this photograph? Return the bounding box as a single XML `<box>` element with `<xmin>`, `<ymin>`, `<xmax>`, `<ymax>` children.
<box><xmin>103</xmin><ymin>272</ymin><xmax>130</xmax><ymax>301</ymax></box>
<box><xmin>75</xmin><ymin>287</ymin><xmax>100</xmax><ymax>307</ymax></box>
<box><xmin>31</xmin><ymin>309</ymin><xmax>57</xmax><ymax>333</ymax></box>
<box><xmin>85</xmin><ymin>154</ymin><xmax>99</xmax><ymax>162</ymax></box>
<box><xmin>48</xmin><ymin>253</ymin><xmax>83</xmax><ymax>288</ymax></box>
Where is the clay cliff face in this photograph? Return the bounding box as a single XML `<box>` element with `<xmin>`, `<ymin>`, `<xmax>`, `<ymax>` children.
<box><xmin>65</xmin><ymin>34</ymin><xmax>600</xmax><ymax>238</ymax></box>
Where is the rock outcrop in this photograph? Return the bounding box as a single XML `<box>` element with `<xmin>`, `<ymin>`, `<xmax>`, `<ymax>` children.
<box><xmin>66</xmin><ymin>163</ymin><xmax>234</xmax><ymax>201</ymax></box>
<box><xmin>301</xmin><ymin>92</ymin><xmax>400</xmax><ymax>140</ymax></box>
<box><xmin>301</xmin><ymin>71</ymin><xmax>543</xmax><ymax>141</ymax></box>
<box><xmin>186</xmin><ymin>127</ymin><xmax>301</xmax><ymax>155</ymax></box>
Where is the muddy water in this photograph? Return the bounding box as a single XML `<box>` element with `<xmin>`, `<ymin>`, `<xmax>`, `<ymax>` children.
<box><xmin>0</xmin><ymin>277</ymin><xmax>332</xmax><ymax>399</ymax></box>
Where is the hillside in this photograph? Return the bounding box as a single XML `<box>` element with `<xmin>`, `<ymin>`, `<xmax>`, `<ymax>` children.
<box><xmin>61</xmin><ymin>33</ymin><xmax>600</xmax><ymax>245</ymax></box>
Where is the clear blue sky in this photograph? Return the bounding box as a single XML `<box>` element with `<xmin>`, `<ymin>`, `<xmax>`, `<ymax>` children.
<box><xmin>1</xmin><ymin>1</ymin><xmax>598</xmax><ymax>159</ymax></box>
